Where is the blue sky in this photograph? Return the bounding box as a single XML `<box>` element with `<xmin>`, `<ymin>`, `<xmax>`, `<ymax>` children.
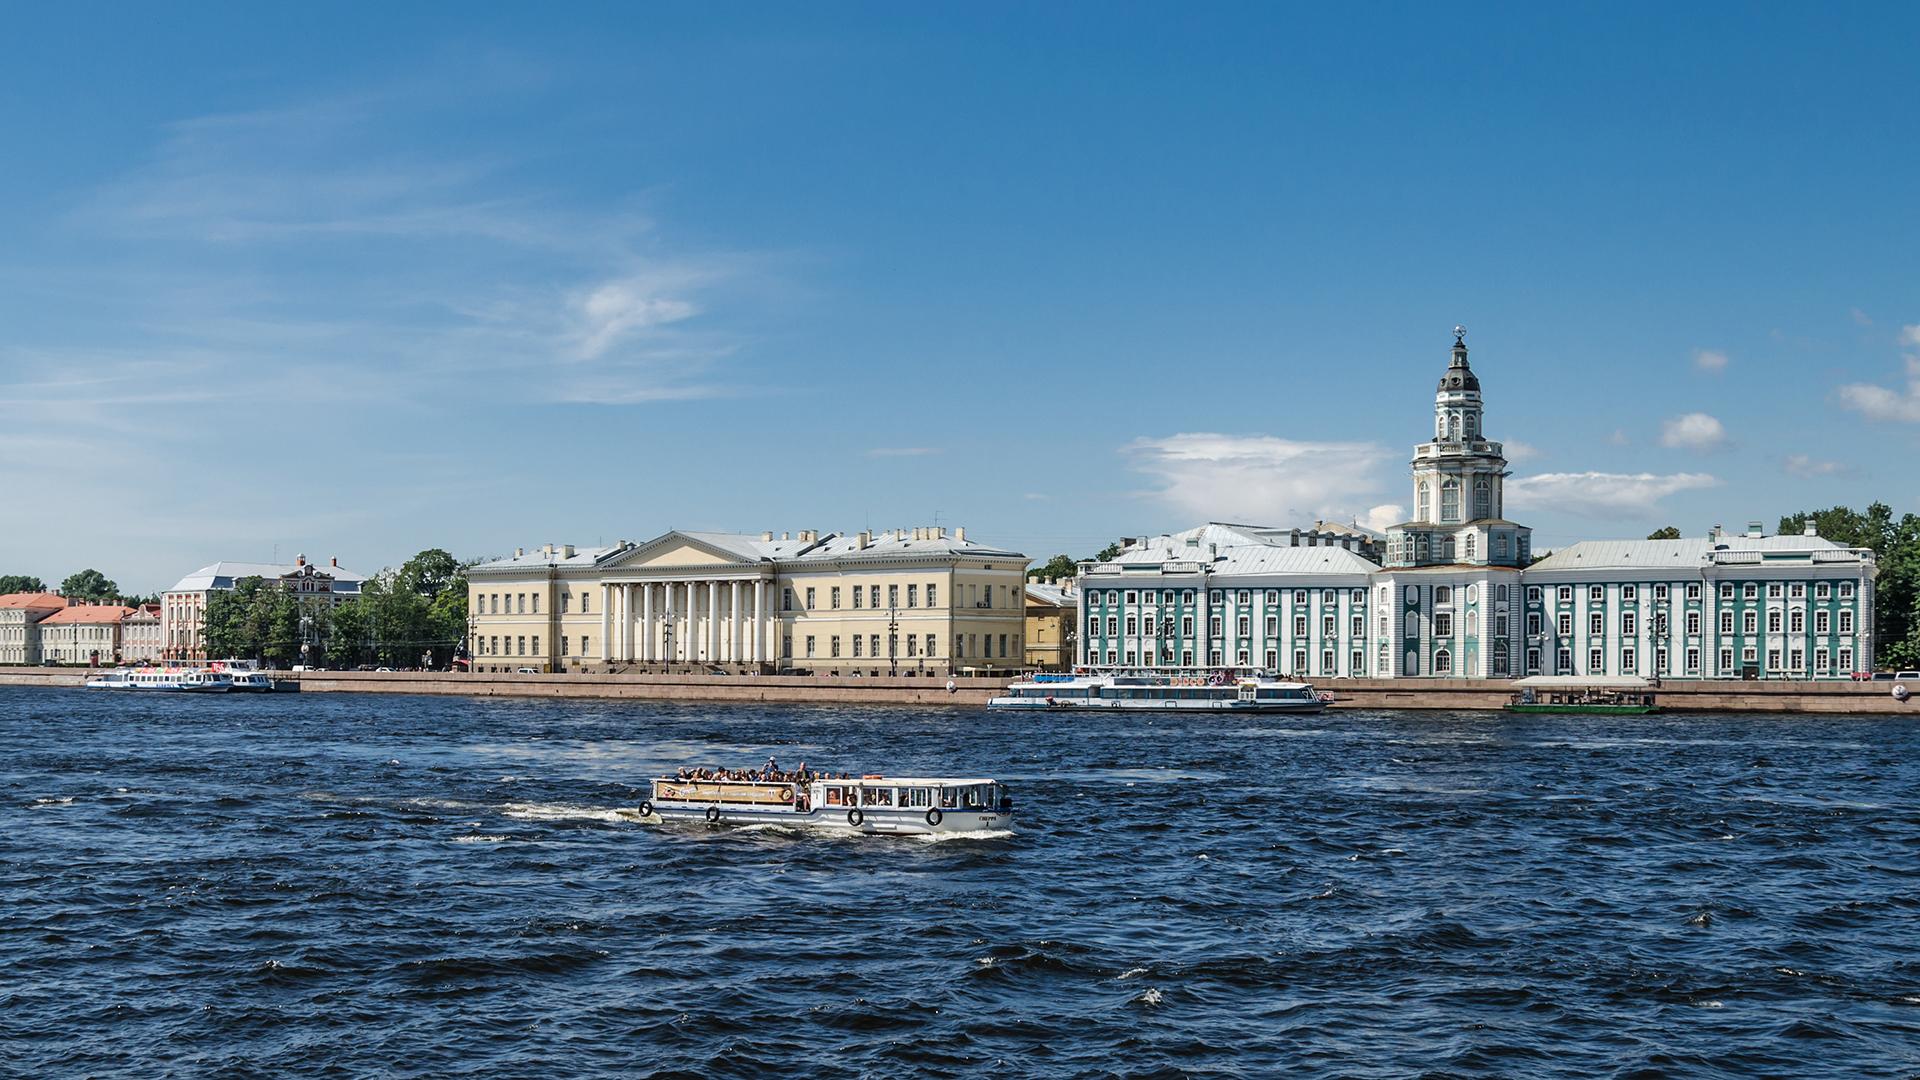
<box><xmin>3</xmin><ymin>4</ymin><xmax>1918</xmax><ymax>591</ymax></box>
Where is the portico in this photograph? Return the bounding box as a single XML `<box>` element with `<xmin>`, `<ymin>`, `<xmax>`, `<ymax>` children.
<box><xmin>599</xmin><ymin>574</ymin><xmax>775</xmax><ymax>669</ymax></box>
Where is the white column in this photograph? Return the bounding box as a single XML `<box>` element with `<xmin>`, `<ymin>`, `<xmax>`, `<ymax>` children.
<box><xmin>730</xmin><ymin>580</ymin><xmax>743</xmax><ymax>663</ymax></box>
<box><xmin>706</xmin><ymin>580</ymin><xmax>719</xmax><ymax>661</ymax></box>
<box><xmin>664</xmin><ymin>582</ymin><xmax>678</xmax><ymax>663</ymax></box>
<box><xmin>684</xmin><ymin>581</ymin><xmax>697</xmax><ymax>660</ymax></box>
<box><xmin>753</xmin><ymin>580</ymin><xmax>766</xmax><ymax>663</ymax></box>
<box><xmin>641</xmin><ymin>583</ymin><xmax>655</xmax><ymax>663</ymax></box>
<box><xmin>599</xmin><ymin>585</ymin><xmax>612</xmax><ymax>662</ymax></box>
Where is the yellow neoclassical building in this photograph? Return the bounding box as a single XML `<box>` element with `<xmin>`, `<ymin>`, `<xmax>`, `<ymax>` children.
<box><xmin>466</xmin><ymin>527</ymin><xmax>1030</xmax><ymax>675</ymax></box>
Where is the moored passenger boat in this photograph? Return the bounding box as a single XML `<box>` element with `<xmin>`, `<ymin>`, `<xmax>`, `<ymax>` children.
<box><xmin>1505</xmin><ymin>675</ymin><xmax>1659</xmax><ymax>714</ymax></box>
<box><xmin>640</xmin><ymin>772</ymin><xmax>1014</xmax><ymax>835</ymax></box>
<box><xmin>85</xmin><ymin>666</ymin><xmax>233</xmax><ymax>692</ymax></box>
<box><xmin>989</xmin><ymin>669</ymin><xmax>1332</xmax><ymax>712</ymax></box>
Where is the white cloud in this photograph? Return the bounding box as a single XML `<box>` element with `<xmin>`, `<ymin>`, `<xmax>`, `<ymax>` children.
<box><xmin>1783</xmin><ymin>454</ymin><xmax>1848</xmax><ymax>478</ymax></box>
<box><xmin>1608</xmin><ymin>428</ymin><xmax>1630</xmax><ymax>446</ymax></box>
<box><xmin>1902</xmin><ymin>324</ymin><xmax>1920</xmax><ymax>348</ymax></box>
<box><xmin>1362</xmin><ymin>504</ymin><xmax>1406</xmax><ymax>532</ymax></box>
<box><xmin>1693</xmin><ymin>348</ymin><xmax>1729</xmax><ymax>373</ymax></box>
<box><xmin>1850</xmin><ymin>307</ymin><xmax>1872</xmax><ymax>327</ymax></box>
<box><xmin>570</xmin><ymin>277</ymin><xmax>700</xmax><ymax>359</ymax></box>
<box><xmin>1660</xmin><ymin>412</ymin><xmax>1727</xmax><ymax>450</ymax></box>
<box><xmin>1124</xmin><ymin>433</ymin><xmax>1391</xmax><ymax>524</ymax></box>
<box><xmin>1506</xmin><ymin>471</ymin><xmax>1720</xmax><ymax>517</ymax></box>
<box><xmin>1836</xmin><ymin>356</ymin><xmax>1920</xmax><ymax>423</ymax></box>
<box><xmin>1502</xmin><ymin>439</ymin><xmax>1542</xmax><ymax>463</ymax></box>
<box><xmin>868</xmin><ymin>447</ymin><xmax>941</xmax><ymax>458</ymax></box>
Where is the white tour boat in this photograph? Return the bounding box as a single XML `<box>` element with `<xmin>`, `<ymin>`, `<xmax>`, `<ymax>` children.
<box><xmin>639</xmin><ymin>773</ymin><xmax>1014</xmax><ymax>835</ymax></box>
<box><xmin>86</xmin><ymin>666</ymin><xmax>233</xmax><ymax>692</ymax></box>
<box><xmin>989</xmin><ymin>669</ymin><xmax>1333</xmax><ymax>713</ymax></box>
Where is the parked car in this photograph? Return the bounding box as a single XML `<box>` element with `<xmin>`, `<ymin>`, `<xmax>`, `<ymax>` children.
<box><xmin>514</xmin><ymin>667</ymin><xmax>538</xmax><ymax>674</ymax></box>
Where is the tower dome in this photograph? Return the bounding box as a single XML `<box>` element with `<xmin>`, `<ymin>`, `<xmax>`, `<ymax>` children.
<box><xmin>1437</xmin><ymin>326</ymin><xmax>1480</xmax><ymax>391</ymax></box>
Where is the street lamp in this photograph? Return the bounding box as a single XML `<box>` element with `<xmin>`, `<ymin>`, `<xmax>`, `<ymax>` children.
<box><xmin>887</xmin><ymin>604</ymin><xmax>899</xmax><ymax>676</ymax></box>
<box><xmin>1160</xmin><ymin>614</ymin><xmax>1177</xmax><ymax>666</ymax></box>
<box><xmin>663</xmin><ymin>622</ymin><xmax>675</xmax><ymax>675</ymax></box>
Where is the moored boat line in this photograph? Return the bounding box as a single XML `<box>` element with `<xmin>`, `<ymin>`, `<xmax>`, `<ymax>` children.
<box><xmin>990</xmin><ymin>667</ymin><xmax>1332</xmax><ymax>712</ymax></box>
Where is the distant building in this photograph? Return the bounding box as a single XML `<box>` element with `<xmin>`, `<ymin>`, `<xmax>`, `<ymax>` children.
<box><xmin>1075</xmin><ymin>330</ymin><xmax>1877</xmax><ymax>680</ymax></box>
<box><xmin>162</xmin><ymin>555</ymin><xmax>365</xmax><ymax>660</ymax></box>
<box><xmin>121</xmin><ymin>605</ymin><xmax>163</xmax><ymax>663</ymax></box>
<box><xmin>467</xmin><ymin>527</ymin><xmax>1029</xmax><ymax>675</ymax></box>
<box><xmin>39</xmin><ymin>605</ymin><xmax>136</xmax><ymax>666</ymax></box>
<box><xmin>1024</xmin><ymin>581</ymin><xmax>1077</xmax><ymax>670</ymax></box>
<box><xmin>0</xmin><ymin>592</ymin><xmax>68</xmax><ymax>666</ymax></box>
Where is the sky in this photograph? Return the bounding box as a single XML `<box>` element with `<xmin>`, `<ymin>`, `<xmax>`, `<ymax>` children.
<box><xmin>3</xmin><ymin>3</ymin><xmax>1918</xmax><ymax>593</ymax></box>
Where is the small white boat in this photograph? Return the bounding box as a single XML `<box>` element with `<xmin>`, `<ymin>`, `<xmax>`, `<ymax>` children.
<box><xmin>989</xmin><ymin>668</ymin><xmax>1332</xmax><ymax>712</ymax></box>
<box><xmin>227</xmin><ymin>671</ymin><xmax>276</xmax><ymax>692</ymax></box>
<box><xmin>86</xmin><ymin>666</ymin><xmax>232</xmax><ymax>693</ymax></box>
<box><xmin>640</xmin><ymin>774</ymin><xmax>1014</xmax><ymax>835</ymax></box>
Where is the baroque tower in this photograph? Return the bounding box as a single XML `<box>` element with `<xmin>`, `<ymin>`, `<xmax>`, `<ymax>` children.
<box><xmin>1386</xmin><ymin>328</ymin><xmax>1531</xmax><ymax>569</ymax></box>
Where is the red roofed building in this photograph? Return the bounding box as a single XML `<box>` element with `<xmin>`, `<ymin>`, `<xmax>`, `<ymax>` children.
<box><xmin>39</xmin><ymin>604</ymin><xmax>137</xmax><ymax>666</ymax></box>
<box><xmin>122</xmin><ymin>604</ymin><xmax>163</xmax><ymax>663</ymax></box>
<box><xmin>0</xmin><ymin>592</ymin><xmax>69</xmax><ymax>666</ymax></box>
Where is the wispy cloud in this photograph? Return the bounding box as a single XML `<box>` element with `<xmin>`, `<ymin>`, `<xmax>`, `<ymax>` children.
<box><xmin>1783</xmin><ymin>454</ymin><xmax>1850</xmax><ymax>478</ymax></box>
<box><xmin>1693</xmin><ymin>348</ymin><xmax>1730</xmax><ymax>373</ymax></box>
<box><xmin>1361</xmin><ymin>504</ymin><xmax>1406</xmax><ymax>532</ymax></box>
<box><xmin>868</xmin><ymin>447</ymin><xmax>942</xmax><ymax>458</ymax></box>
<box><xmin>1850</xmin><ymin>307</ymin><xmax>1873</xmax><ymax>327</ymax></box>
<box><xmin>1507</xmin><ymin>471</ymin><xmax>1720</xmax><ymax>517</ymax></box>
<box><xmin>1836</xmin><ymin>354</ymin><xmax>1920</xmax><ymax>423</ymax></box>
<box><xmin>1660</xmin><ymin>412</ymin><xmax>1727</xmax><ymax>450</ymax></box>
<box><xmin>1503</xmin><ymin>439</ymin><xmax>1542</xmax><ymax>463</ymax></box>
<box><xmin>1125</xmin><ymin>433</ymin><xmax>1391</xmax><ymax>524</ymax></box>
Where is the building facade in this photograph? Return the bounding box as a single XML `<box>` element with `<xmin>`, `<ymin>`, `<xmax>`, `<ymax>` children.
<box><xmin>0</xmin><ymin>592</ymin><xmax>68</xmax><ymax>665</ymax></box>
<box><xmin>39</xmin><ymin>605</ymin><xmax>136</xmax><ymax>665</ymax></box>
<box><xmin>162</xmin><ymin>555</ymin><xmax>364</xmax><ymax>659</ymax></box>
<box><xmin>121</xmin><ymin>605</ymin><xmax>163</xmax><ymax>663</ymax></box>
<box><xmin>1075</xmin><ymin>331</ymin><xmax>1877</xmax><ymax>680</ymax></box>
<box><xmin>467</xmin><ymin>527</ymin><xmax>1029</xmax><ymax>675</ymax></box>
<box><xmin>1024</xmin><ymin>581</ymin><xmax>1077</xmax><ymax>670</ymax></box>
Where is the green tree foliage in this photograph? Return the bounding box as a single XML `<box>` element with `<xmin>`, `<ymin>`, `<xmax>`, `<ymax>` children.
<box><xmin>1027</xmin><ymin>554</ymin><xmax>1079</xmax><ymax>581</ymax></box>
<box><xmin>1095</xmin><ymin>542</ymin><xmax>1124</xmax><ymax>562</ymax></box>
<box><xmin>1646</xmin><ymin>526</ymin><xmax>1682</xmax><ymax>540</ymax></box>
<box><xmin>0</xmin><ymin>574</ymin><xmax>48</xmax><ymax>594</ymax></box>
<box><xmin>319</xmin><ymin>550</ymin><xmax>472</xmax><ymax>668</ymax></box>
<box><xmin>200</xmin><ymin>576</ymin><xmax>326</xmax><ymax>665</ymax></box>
<box><xmin>1779</xmin><ymin>503</ymin><xmax>1920</xmax><ymax>668</ymax></box>
<box><xmin>59</xmin><ymin>568</ymin><xmax>119</xmax><ymax>602</ymax></box>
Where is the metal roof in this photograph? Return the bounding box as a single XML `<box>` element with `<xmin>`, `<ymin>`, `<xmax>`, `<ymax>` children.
<box><xmin>1528</xmin><ymin>534</ymin><xmax>1863</xmax><ymax>573</ymax></box>
<box><xmin>167</xmin><ymin>560</ymin><xmax>367</xmax><ymax>594</ymax></box>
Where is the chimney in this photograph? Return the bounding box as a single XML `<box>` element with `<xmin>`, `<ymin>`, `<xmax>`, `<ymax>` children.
<box><xmin>761</xmin><ymin>531</ymin><xmax>774</xmax><ymax>542</ymax></box>
<box><xmin>1710</xmin><ymin>523</ymin><xmax>1723</xmax><ymax>541</ymax></box>
<box><xmin>936</xmin><ymin>526</ymin><xmax>946</xmax><ymax>540</ymax></box>
<box><xmin>543</xmin><ymin>544</ymin><xmax>554</xmax><ymax>557</ymax></box>
<box><xmin>1803</xmin><ymin>521</ymin><xmax>1818</xmax><ymax>537</ymax></box>
<box><xmin>295</xmin><ymin>554</ymin><xmax>306</xmax><ymax>567</ymax></box>
<box><xmin>955</xmin><ymin>526</ymin><xmax>966</xmax><ymax>543</ymax></box>
<box><xmin>330</xmin><ymin>556</ymin><xmax>338</xmax><ymax>568</ymax></box>
<box><xmin>781</xmin><ymin>531</ymin><xmax>789</xmax><ymax>541</ymax></box>
<box><xmin>857</xmin><ymin>531</ymin><xmax>871</xmax><ymax>549</ymax></box>
<box><xmin>562</xmin><ymin>544</ymin><xmax>575</xmax><ymax>558</ymax></box>
<box><xmin>1746</xmin><ymin>521</ymin><xmax>1764</xmax><ymax>538</ymax></box>
<box><xmin>515</xmin><ymin>547</ymin><xmax>525</xmax><ymax>557</ymax></box>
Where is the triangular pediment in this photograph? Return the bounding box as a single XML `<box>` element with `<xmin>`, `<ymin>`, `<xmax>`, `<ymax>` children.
<box><xmin>604</xmin><ymin>531</ymin><xmax>762</xmax><ymax>570</ymax></box>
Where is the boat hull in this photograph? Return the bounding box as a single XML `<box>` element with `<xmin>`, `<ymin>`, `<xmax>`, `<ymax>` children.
<box><xmin>644</xmin><ymin>802</ymin><xmax>1012</xmax><ymax>835</ymax></box>
<box><xmin>1504</xmin><ymin>704</ymin><xmax>1659</xmax><ymax>715</ymax></box>
<box><xmin>85</xmin><ymin>681</ymin><xmax>230</xmax><ymax>692</ymax></box>
<box><xmin>988</xmin><ymin>697</ymin><xmax>1327</xmax><ymax>713</ymax></box>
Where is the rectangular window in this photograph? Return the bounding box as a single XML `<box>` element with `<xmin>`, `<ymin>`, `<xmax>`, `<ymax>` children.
<box><xmin>1294</xmin><ymin>615</ymin><xmax>1308</xmax><ymax>637</ymax></box>
<box><xmin>1654</xmin><ymin>584</ymin><xmax>1668</xmax><ymax>601</ymax></box>
<box><xmin>581</xmin><ymin>593</ymin><xmax>590</xmax><ymax>614</ymax></box>
<box><xmin>1721</xmin><ymin>584</ymin><xmax>1735</xmax><ymax>600</ymax></box>
<box><xmin>1790</xmin><ymin>610</ymin><xmax>1803</xmax><ymax>634</ymax></box>
<box><xmin>580</xmin><ymin>635</ymin><xmax>588</xmax><ymax>656</ymax></box>
<box><xmin>1815</xmin><ymin>610</ymin><xmax>1830</xmax><ymax>634</ymax></box>
<box><xmin>561</xmin><ymin>593</ymin><xmax>571</xmax><ymax>614</ymax></box>
<box><xmin>1622</xmin><ymin>585</ymin><xmax>1637</xmax><ymax>602</ymax></box>
<box><xmin>1622</xmin><ymin>647</ymin><xmax>1636</xmax><ymax>673</ymax></box>
<box><xmin>1558</xmin><ymin>586</ymin><xmax>1572</xmax><ymax>603</ymax></box>
<box><xmin>1686</xmin><ymin>647</ymin><xmax>1699</xmax><ymax>673</ymax></box>
<box><xmin>907</xmin><ymin>584</ymin><xmax>918</xmax><ymax>608</ymax></box>
<box><xmin>1839</xmin><ymin>610</ymin><xmax>1854</xmax><ymax>634</ymax></box>
<box><xmin>927</xmin><ymin>634</ymin><xmax>938</xmax><ymax>657</ymax></box>
<box><xmin>1322</xmin><ymin>649</ymin><xmax>1335</xmax><ymax>673</ymax></box>
<box><xmin>1589</xmin><ymin>586</ymin><xmax>1604</xmax><ymax>602</ymax></box>
<box><xmin>1721</xmin><ymin>611</ymin><xmax>1734</xmax><ymax>635</ymax></box>
<box><xmin>1126</xmin><ymin>616</ymin><xmax>1138</xmax><ymax>636</ymax></box>
<box><xmin>805</xmin><ymin>635</ymin><xmax>816</xmax><ymax>658</ymax></box>
<box><xmin>1495</xmin><ymin>614</ymin><xmax>1508</xmax><ymax>637</ymax></box>
<box><xmin>1839</xmin><ymin>647</ymin><xmax>1853</xmax><ymax>671</ymax></box>
<box><xmin>928</xmin><ymin>584</ymin><xmax>938</xmax><ymax>608</ymax></box>
<box><xmin>531</xmin><ymin>635</ymin><xmax>540</xmax><ymax>655</ymax></box>
<box><xmin>1767</xmin><ymin>648</ymin><xmax>1781</xmax><ymax>670</ymax></box>
<box><xmin>1557</xmin><ymin>647</ymin><xmax>1572</xmax><ymax>673</ymax></box>
<box><xmin>1767</xmin><ymin>610</ymin><xmax>1782</xmax><ymax>633</ymax></box>
<box><xmin>889</xmin><ymin>585</ymin><xmax>900</xmax><ymax>609</ymax></box>
<box><xmin>531</xmin><ymin>594</ymin><xmax>540</xmax><ymax>615</ymax></box>
<box><xmin>1790</xmin><ymin>583</ymin><xmax>1804</xmax><ymax>598</ymax></box>
<box><xmin>1436</xmin><ymin>613</ymin><xmax>1453</xmax><ymax>637</ymax></box>
<box><xmin>805</xmin><ymin>587</ymin><xmax>816</xmax><ymax>610</ymax></box>
<box><xmin>872</xmin><ymin>634</ymin><xmax>881</xmax><ymax>658</ymax></box>
<box><xmin>1768</xmin><ymin>583</ymin><xmax>1782</xmax><ymax>599</ymax></box>
<box><xmin>1743</xmin><ymin>611</ymin><xmax>1757</xmax><ymax>635</ymax></box>
<box><xmin>1687</xmin><ymin>583</ymin><xmax>1700</xmax><ymax>600</ymax></box>
<box><xmin>1589</xmin><ymin>613</ymin><xmax>1604</xmax><ymax>635</ymax></box>
<box><xmin>831</xmin><ymin>636</ymin><xmax>841</xmax><ymax>658</ymax></box>
<box><xmin>1106</xmin><ymin>617</ymin><xmax>1118</xmax><ymax>636</ymax></box>
<box><xmin>1622</xmin><ymin>613</ymin><xmax>1636</xmax><ymax>636</ymax></box>
<box><xmin>1527</xmin><ymin>648</ymin><xmax>1541</xmax><ymax>673</ymax></box>
<box><xmin>783</xmin><ymin>588</ymin><xmax>793</xmax><ymax>612</ymax></box>
<box><xmin>1841</xmin><ymin>582</ymin><xmax>1854</xmax><ymax>598</ymax></box>
<box><xmin>1588</xmin><ymin>647</ymin><xmax>1603</xmax><ymax>672</ymax></box>
<box><xmin>852</xmin><ymin>635</ymin><xmax>863</xmax><ymax>657</ymax></box>
<box><xmin>1687</xmin><ymin>612</ymin><xmax>1700</xmax><ymax>635</ymax></box>
<box><xmin>905</xmin><ymin>635</ymin><xmax>918</xmax><ymax>658</ymax></box>
<box><xmin>1237</xmin><ymin>616</ymin><xmax>1249</xmax><ymax>637</ymax></box>
<box><xmin>1294</xmin><ymin>590</ymin><xmax>1307</xmax><ymax>604</ymax></box>
<box><xmin>999</xmin><ymin>634</ymin><xmax>1009</xmax><ymax>658</ymax></box>
<box><xmin>1558</xmin><ymin>613</ymin><xmax>1572</xmax><ymax>636</ymax></box>
<box><xmin>852</xmin><ymin>586</ymin><xmax>863</xmax><ymax>609</ymax></box>
<box><xmin>782</xmin><ymin>635</ymin><xmax>793</xmax><ymax>659</ymax></box>
<box><xmin>831</xmin><ymin>587</ymin><xmax>841</xmax><ymax>609</ymax></box>
<box><xmin>1527</xmin><ymin>613</ymin><xmax>1542</xmax><ymax>635</ymax></box>
<box><xmin>518</xmin><ymin>636</ymin><xmax>527</xmax><ymax>656</ymax></box>
<box><xmin>1528</xmin><ymin>587</ymin><xmax>1542</xmax><ymax>603</ymax></box>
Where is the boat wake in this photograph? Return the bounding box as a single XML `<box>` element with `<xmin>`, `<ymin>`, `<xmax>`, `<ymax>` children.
<box><xmin>501</xmin><ymin>802</ymin><xmax>635</xmax><ymax>824</ymax></box>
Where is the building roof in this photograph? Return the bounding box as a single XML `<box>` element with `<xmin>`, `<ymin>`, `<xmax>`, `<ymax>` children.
<box><xmin>1527</xmin><ymin>533</ymin><xmax>1865</xmax><ymax>572</ymax></box>
<box><xmin>0</xmin><ymin>592</ymin><xmax>69</xmax><ymax>610</ymax></box>
<box><xmin>41</xmin><ymin>604</ymin><xmax>136</xmax><ymax>625</ymax></box>
<box><xmin>167</xmin><ymin>560</ymin><xmax>366</xmax><ymax>593</ymax></box>
<box><xmin>1096</xmin><ymin>523</ymin><xmax>1380</xmax><ymax>577</ymax></box>
<box><xmin>469</xmin><ymin>544</ymin><xmax>622</xmax><ymax>572</ymax></box>
<box><xmin>1026</xmin><ymin>582</ymin><xmax>1074</xmax><ymax>608</ymax></box>
<box><xmin>474</xmin><ymin>528</ymin><xmax>1025</xmax><ymax>574</ymax></box>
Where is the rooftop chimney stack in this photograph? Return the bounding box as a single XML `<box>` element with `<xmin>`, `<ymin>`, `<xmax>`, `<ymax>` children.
<box><xmin>762</xmin><ymin>531</ymin><xmax>774</xmax><ymax>542</ymax></box>
<box><xmin>295</xmin><ymin>554</ymin><xmax>306</xmax><ymax>567</ymax></box>
<box><xmin>1747</xmin><ymin>521</ymin><xmax>1764</xmax><ymax>538</ymax></box>
<box><xmin>330</xmin><ymin>557</ymin><xmax>338</xmax><ymax>567</ymax></box>
<box><xmin>955</xmin><ymin>526</ymin><xmax>967</xmax><ymax>543</ymax></box>
<box><xmin>1803</xmin><ymin>521</ymin><xmax>1819</xmax><ymax>537</ymax></box>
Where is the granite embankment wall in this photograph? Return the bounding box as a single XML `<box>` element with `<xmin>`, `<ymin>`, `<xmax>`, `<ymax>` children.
<box><xmin>0</xmin><ymin>666</ymin><xmax>1913</xmax><ymax>713</ymax></box>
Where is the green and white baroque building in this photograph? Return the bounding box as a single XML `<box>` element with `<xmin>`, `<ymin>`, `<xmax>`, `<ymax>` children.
<box><xmin>1076</xmin><ymin>332</ymin><xmax>1877</xmax><ymax>680</ymax></box>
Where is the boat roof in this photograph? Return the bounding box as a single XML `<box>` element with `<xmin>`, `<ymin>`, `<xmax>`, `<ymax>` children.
<box><xmin>1511</xmin><ymin>675</ymin><xmax>1654</xmax><ymax>690</ymax></box>
<box><xmin>661</xmin><ymin>775</ymin><xmax>997</xmax><ymax>786</ymax></box>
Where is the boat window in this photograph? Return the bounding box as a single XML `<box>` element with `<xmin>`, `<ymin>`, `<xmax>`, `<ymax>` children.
<box><xmin>907</xmin><ymin>788</ymin><xmax>931</xmax><ymax>808</ymax></box>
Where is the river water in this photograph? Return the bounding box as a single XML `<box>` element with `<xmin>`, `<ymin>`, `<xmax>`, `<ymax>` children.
<box><xmin>4</xmin><ymin>687</ymin><xmax>1918</xmax><ymax>1077</ymax></box>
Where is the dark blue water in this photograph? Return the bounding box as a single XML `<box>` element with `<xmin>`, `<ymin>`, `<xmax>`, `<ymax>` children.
<box><xmin>5</xmin><ymin>688</ymin><xmax>1920</xmax><ymax>1077</ymax></box>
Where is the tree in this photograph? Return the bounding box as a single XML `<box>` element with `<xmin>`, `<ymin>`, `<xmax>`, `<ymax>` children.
<box><xmin>397</xmin><ymin>548</ymin><xmax>461</xmax><ymax>601</ymax></box>
<box><xmin>0</xmin><ymin>575</ymin><xmax>47</xmax><ymax>594</ymax></box>
<box><xmin>1646</xmin><ymin>526</ymin><xmax>1682</xmax><ymax>540</ymax></box>
<box><xmin>1096</xmin><ymin>542</ymin><xmax>1124</xmax><ymax>562</ymax></box>
<box><xmin>60</xmin><ymin>569</ymin><xmax>119</xmax><ymax>602</ymax></box>
<box><xmin>1028</xmin><ymin>554</ymin><xmax>1079</xmax><ymax>581</ymax></box>
<box><xmin>1779</xmin><ymin>503</ymin><xmax>1920</xmax><ymax>669</ymax></box>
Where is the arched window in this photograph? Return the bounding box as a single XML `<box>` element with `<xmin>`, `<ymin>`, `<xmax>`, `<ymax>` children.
<box><xmin>1434</xmin><ymin>648</ymin><xmax>1452</xmax><ymax>674</ymax></box>
<box><xmin>1473</xmin><ymin>479</ymin><xmax>1491</xmax><ymax>520</ymax></box>
<box><xmin>1465</xmin><ymin>533</ymin><xmax>1476</xmax><ymax>560</ymax></box>
<box><xmin>1442</xmin><ymin>536</ymin><xmax>1456</xmax><ymax>561</ymax></box>
<box><xmin>1441</xmin><ymin>479</ymin><xmax>1461</xmax><ymax>522</ymax></box>
<box><xmin>1465</xmin><ymin>412</ymin><xmax>1478</xmax><ymax>438</ymax></box>
<box><xmin>1417</xmin><ymin>482</ymin><xmax>1430</xmax><ymax>521</ymax></box>
<box><xmin>1448</xmin><ymin>413</ymin><xmax>1461</xmax><ymax>440</ymax></box>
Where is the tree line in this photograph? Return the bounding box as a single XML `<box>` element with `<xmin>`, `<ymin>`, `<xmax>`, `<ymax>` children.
<box><xmin>201</xmin><ymin>549</ymin><xmax>473</xmax><ymax>669</ymax></box>
<box><xmin>0</xmin><ymin>569</ymin><xmax>156</xmax><ymax>606</ymax></box>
